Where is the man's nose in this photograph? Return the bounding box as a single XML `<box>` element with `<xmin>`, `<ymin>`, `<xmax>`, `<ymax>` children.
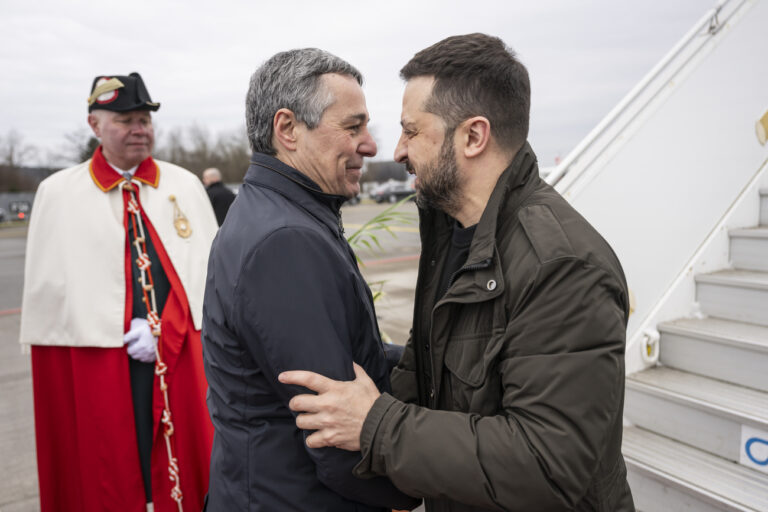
<box><xmin>358</xmin><ymin>130</ymin><xmax>377</xmax><ymax>158</ymax></box>
<box><xmin>393</xmin><ymin>135</ymin><xmax>407</xmax><ymax>163</ymax></box>
<box><xmin>130</xmin><ymin>122</ymin><xmax>148</xmax><ymax>134</ymax></box>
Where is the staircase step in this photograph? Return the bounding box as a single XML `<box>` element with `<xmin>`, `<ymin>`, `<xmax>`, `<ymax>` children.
<box><xmin>658</xmin><ymin>318</ymin><xmax>768</xmax><ymax>391</ymax></box>
<box><xmin>760</xmin><ymin>188</ymin><xmax>767</xmax><ymax>226</ymax></box>
<box><xmin>696</xmin><ymin>270</ymin><xmax>768</xmax><ymax>326</ymax></box>
<box><xmin>730</xmin><ymin>227</ymin><xmax>768</xmax><ymax>271</ymax></box>
<box><xmin>625</xmin><ymin>366</ymin><xmax>768</xmax><ymax>462</ymax></box>
<box><xmin>623</xmin><ymin>426</ymin><xmax>768</xmax><ymax>512</ymax></box>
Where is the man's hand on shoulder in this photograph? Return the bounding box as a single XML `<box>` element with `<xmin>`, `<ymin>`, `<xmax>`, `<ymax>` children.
<box><xmin>279</xmin><ymin>363</ymin><xmax>380</xmax><ymax>451</ymax></box>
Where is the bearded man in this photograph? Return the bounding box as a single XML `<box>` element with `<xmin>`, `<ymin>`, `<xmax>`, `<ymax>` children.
<box><xmin>282</xmin><ymin>34</ymin><xmax>636</xmax><ymax>512</ymax></box>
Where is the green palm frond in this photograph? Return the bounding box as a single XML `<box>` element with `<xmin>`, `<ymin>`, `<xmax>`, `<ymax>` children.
<box><xmin>346</xmin><ymin>195</ymin><xmax>416</xmax><ymax>265</ymax></box>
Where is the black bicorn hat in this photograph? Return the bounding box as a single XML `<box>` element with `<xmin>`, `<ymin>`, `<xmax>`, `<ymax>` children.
<box><xmin>87</xmin><ymin>72</ymin><xmax>160</xmax><ymax>113</ymax></box>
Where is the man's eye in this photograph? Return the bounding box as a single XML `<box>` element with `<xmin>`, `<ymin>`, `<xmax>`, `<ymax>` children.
<box><xmin>348</xmin><ymin>125</ymin><xmax>361</xmax><ymax>133</ymax></box>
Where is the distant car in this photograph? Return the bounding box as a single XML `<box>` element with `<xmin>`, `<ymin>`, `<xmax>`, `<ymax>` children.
<box><xmin>0</xmin><ymin>207</ymin><xmax>6</xmax><ymax>222</ymax></box>
<box><xmin>369</xmin><ymin>181</ymin><xmax>414</xmax><ymax>204</ymax></box>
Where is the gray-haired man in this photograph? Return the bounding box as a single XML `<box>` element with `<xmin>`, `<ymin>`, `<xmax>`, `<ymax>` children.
<box><xmin>281</xmin><ymin>33</ymin><xmax>635</xmax><ymax>512</ymax></box>
<box><xmin>200</xmin><ymin>49</ymin><xmax>419</xmax><ymax>511</ymax></box>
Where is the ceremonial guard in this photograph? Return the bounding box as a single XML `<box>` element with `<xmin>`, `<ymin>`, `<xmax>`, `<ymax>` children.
<box><xmin>20</xmin><ymin>73</ymin><xmax>218</xmax><ymax>511</ymax></box>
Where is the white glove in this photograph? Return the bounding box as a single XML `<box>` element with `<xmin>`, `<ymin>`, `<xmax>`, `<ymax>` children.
<box><xmin>123</xmin><ymin>317</ymin><xmax>157</xmax><ymax>363</ymax></box>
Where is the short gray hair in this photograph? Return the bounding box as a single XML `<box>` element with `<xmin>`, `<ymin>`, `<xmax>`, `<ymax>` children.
<box><xmin>246</xmin><ymin>48</ymin><xmax>363</xmax><ymax>155</ymax></box>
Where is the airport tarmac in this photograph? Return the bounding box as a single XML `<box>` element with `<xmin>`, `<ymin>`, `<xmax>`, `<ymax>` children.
<box><xmin>0</xmin><ymin>201</ymin><xmax>421</xmax><ymax>511</ymax></box>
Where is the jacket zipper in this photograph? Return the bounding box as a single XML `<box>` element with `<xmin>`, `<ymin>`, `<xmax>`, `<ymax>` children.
<box><xmin>336</xmin><ymin>212</ymin><xmax>345</xmax><ymax>237</ymax></box>
<box><xmin>424</xmin><ymin>257</ymin><xmax>493</xmax><ymax>405</ymax></box>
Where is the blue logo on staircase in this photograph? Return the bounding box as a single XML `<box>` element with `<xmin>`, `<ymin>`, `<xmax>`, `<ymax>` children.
<box><xmin>745</xmin><ymin>437</ymin><xmax>768</xmax><ymax>466</ymax></box>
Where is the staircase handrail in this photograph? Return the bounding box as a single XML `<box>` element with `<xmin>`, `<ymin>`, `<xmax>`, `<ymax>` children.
<box><xmin>545</xmin><ymin>0</ymin><xmax>736</xmax><ymax>191</ymax></box>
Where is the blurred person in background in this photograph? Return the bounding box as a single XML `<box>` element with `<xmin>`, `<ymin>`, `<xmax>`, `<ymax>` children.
<box><xmin>202</xmin><ymin>167</ymin><xmax>235</xmax><ymax>226</ymax></box>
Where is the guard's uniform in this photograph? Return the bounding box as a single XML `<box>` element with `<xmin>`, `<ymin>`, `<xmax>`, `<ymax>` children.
<box><xmin>20</xmin><ymin>74</ymin><xmax>218</xmax><ymax>511</ymax></box>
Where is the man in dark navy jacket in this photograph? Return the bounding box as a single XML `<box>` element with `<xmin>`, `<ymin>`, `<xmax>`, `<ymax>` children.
<box><xmin>201</xmin><ymin>48</ymin><xmax>419</xmax><ymax>511</ymax></box>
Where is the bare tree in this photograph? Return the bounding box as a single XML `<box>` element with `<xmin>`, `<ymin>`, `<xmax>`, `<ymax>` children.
<box><xmin>213</xmin><ymin>127</ymin><xmax>250</xmax><ymax>183</ymax></box>
<box><xmin>157</xmin><ymin>127</ymin><xmax>188</xmax><ymax>168</ymax></box>
<box><xmin>154</xmin><ymin>124</ymin><xmax>249</xmax><ymax>183</ymax></box>
<box><xmin>49</xmin><ymin>128</ymin><xmax>99</xmax><ymax>166</ymax></box>
<box><xmin>0</xmin><ymin>130</ymin><xmax>37</xmax><ymax>168</ymax></box>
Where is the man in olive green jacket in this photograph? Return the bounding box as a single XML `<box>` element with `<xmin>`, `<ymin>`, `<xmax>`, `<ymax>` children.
<box><xmin>281</xmin><ymin>33</ymin><xmax>635</xmax><ymax>511</ymax></box>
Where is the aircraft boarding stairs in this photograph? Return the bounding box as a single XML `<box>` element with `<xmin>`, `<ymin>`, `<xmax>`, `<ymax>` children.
<box><xmin>622</xmin><ymin>189</ymin><xmax>768</xmax><ymax>511</ymax></box>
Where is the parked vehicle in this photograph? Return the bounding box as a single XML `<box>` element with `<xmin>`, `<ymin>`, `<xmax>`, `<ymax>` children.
<box><xmin>0</xmin><ymin>207</ymin><xmax>6</xmax><ymax>222</ymax></box>
<box><xmin>369</xmin><ymin>180</ymin><xmax>414</xmax><ymax>203</ymax></box>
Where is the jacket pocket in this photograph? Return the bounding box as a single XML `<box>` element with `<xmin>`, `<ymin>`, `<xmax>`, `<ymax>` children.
<box><xmin>443</xmin><ymin>332</ymin><xmax>503</xmax><ymax>415</ymax></box>
<box><xmin>444</xmin><ymin>333</ymin><xmax>491</xmax><ymax>386</ymax></box>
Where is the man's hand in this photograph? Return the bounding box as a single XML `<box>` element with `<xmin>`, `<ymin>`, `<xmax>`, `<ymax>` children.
<box><xmin>279</xmin><ymin>363</ymin><xmax>380</xmax><ymax>451</ymax></box>
<box><xmin>123</xmin><ymin>317</ymin><xmax>157</xmax><ymax>363</ymax></box>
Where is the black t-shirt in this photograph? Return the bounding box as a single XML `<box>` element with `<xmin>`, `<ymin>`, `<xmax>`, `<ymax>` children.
<box><xmin>435</xmin><ymin>220</ymin><xmax>477</xmax><ymax>305</ymax></box>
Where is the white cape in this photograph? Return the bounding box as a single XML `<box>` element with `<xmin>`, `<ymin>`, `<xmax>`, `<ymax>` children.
<box><xmin>20</xmin><ymin>159</ymin><xmax>218</xmax><ymax>347</ymax></box>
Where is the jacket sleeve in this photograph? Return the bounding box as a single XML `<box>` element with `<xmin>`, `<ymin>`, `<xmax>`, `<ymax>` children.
<box><xmin>390</xmin><ymin>331</ymin><xmax>419</xmax><ymax>404</ymax></box>
<box><xmin>355</xmin><ymin>258</ymin><xmax>627</xmax><ymax>511</ymax></box>
<box><xmin>231</xmin><ymin>226</ymin><xmax>419</xmax><ymax>511</ymax></box>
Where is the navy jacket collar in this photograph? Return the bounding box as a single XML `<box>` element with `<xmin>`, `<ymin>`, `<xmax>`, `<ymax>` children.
<box><xmin>245</xmin><ymin>153</ymin><xmax>347</xmax><ymax>238</ymax></box>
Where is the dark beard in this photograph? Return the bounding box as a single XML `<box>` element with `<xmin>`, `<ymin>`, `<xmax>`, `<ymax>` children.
<box><xmin>415</xmin><ymin>133</ymin><xmax>463</xmax><ymax>215</ymax></box>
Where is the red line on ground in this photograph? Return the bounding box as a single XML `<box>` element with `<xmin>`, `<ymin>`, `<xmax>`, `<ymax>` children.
<box><xmin>0</xmin><ymin>308</ymin><xmax>21</xmax><ymax>316</ymax></box>
<box><xmin>361</xmin><ymin>253</ymin><xmax>420</xmax><ymax>267</ymax></box>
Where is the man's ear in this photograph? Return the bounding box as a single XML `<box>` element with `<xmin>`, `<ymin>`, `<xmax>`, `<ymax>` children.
<box><xmin>87</xmin><ymin>113</ymin><xmax>101</xmax><ymax>138</ymax></box>
<box><xmin>273</xmin><ymin>108</ymin><xmax>300</xmax><ymax>152</ymax></box>
<box><xmin>460</xmin><ymin>116</ymin><xmax>491</xmax><ymax>159</ymax></box>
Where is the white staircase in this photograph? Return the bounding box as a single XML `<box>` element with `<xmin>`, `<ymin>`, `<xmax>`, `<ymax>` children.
<box><xmin>623</xmin><ymin>189</ymin><xmax>768</xmax><ymax>511</ymax></box>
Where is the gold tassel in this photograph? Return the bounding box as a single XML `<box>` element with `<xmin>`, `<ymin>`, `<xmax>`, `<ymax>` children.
<box><xmin>168</xmin><ymin>195</ymin><xmax>192</xmax><ymax>238</ymax></box>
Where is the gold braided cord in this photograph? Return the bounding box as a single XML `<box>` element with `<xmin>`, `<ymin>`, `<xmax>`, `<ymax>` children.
<box><xmin>122</xmin><ymin>181</ymin><xmax>184</xmax><ymax>511</ymax></box>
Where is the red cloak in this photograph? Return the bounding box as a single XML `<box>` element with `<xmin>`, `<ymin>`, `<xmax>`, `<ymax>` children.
<box><xmin>31</xmin><ymin>151</ymin><xmax>212</xmax><ymax>511</ymax></box>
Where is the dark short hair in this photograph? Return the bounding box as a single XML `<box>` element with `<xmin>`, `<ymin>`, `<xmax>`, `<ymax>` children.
<box><xmin>400</xmin><ymin>33</ymin><xmax>530</xmax><ymax>152</ymax></box>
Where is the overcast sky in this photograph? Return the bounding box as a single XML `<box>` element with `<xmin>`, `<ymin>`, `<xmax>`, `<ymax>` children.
<box><xmin>1</xmin><ymin>0</ymin><xmax>714</xmax><ymax>168</ymax></box>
